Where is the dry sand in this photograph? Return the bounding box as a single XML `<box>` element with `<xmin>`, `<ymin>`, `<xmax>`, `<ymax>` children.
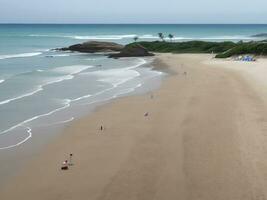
<box><xmin>2</xmin><ymin>54</ymin><xmax>267</xmax><ymax>200</ymax></box>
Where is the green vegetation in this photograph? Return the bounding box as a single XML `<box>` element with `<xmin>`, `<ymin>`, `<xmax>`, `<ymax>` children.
<box><xmin>168</xmin><ymin>34</ymin><xmax>174</xmax><ymax>42</ymax></box>
<box><xmin>130</xmin><ymin>41</ymin><xmax>236</xmax><ymax>54</ymax></box>
<box><xmin>158</xmin><ymin>33</ymin><xmax>165</xmax><ymax>41</ymax></box>
<box><xmin>127</xmin><ymin>40</ymin><xmax>267</xmax><ymax>58</ymax></box>
<box><xmin>215</xmin><ymin>42</ymin><xmax>267</xmax><ymax>58</ymax></box>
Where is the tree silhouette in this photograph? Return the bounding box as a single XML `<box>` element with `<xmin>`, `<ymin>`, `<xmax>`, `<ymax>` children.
<box><xmin>158</xmin><ymin>33</ymin><xmax>165</xmax><ymax>42</ymax></box>
<box><xmin>168</xmin><ymin>34</ymin><xmax>174</xmax><ymax>42</ymax></box>
<box><xmin>133</xmin><ymin>36</ymin><xmax>139</xmax><ymax>42</ymax></box>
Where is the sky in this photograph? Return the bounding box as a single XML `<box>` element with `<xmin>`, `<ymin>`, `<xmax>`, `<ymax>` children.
<box><xmin>0</xmin><ymin>0</ymin><xmax>267</xmax><ymax>24</ymax></box>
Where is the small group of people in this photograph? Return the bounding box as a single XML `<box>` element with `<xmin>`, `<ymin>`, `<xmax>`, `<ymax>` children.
<box><xmin>61</xmin><ymin>153</ymin><xmax>73</xmax><ymax>170</ymax></box>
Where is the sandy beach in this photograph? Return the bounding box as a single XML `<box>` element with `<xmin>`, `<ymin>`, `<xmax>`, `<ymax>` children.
<box><xmin>2</xmin><ymin>53</ymin><xmax>267</xmax><ymax>200</ymax></box>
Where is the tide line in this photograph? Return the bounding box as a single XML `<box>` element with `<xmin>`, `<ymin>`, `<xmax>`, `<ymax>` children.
<box><xmin>0</xmin><ymin>126</ymin><xmax>32</xmax><ymax>150</ymax></box>
<box><xmin>0</xmin><ymin>99</ymin><xmax>71</xmax><ymax>136</ymax></box>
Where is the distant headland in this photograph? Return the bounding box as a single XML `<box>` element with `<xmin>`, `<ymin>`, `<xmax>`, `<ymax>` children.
<box><xmin>58</xmin><ymin>33</ymin><xmax>267</xmax><ymax>58</ymax></box>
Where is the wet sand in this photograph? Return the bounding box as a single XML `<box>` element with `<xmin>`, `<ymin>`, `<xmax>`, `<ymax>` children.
<box><xmin>2</xmin><ymin>54</ymin><xmax>267</xmax><ymax>200</ymax></box>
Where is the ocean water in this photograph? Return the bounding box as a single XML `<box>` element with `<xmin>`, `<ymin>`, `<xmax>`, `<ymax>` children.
<box><xmin>0</xmin><ymin>24</ymin><xmax>267</xmax><ymax>185</ymax></box>
<box><xmin>0</xmin><ymin>24</ymin><xmax>267</xmax><ymax>151</ymax></box>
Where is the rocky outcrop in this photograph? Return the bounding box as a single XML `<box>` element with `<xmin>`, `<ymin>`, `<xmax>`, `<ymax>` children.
<box><xmin>109</xmin><ymin>44</ymin><xmax>154</xmax><ymax>58</ymax></box>
<box><xmin>59</xmin><ymin>41</ymin><xmax>124</xmax><ymax>53</ymax></box>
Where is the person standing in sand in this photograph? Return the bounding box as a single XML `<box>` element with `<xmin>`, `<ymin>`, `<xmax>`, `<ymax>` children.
<box><xmin>69</xmin><ymin>154</ymin><xmax>73</xmax><ymax>166</ymax></box>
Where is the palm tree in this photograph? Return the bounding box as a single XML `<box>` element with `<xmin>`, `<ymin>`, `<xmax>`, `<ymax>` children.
<box><xmin>168</xmin><ymin>34</ymin><xmax>174</xmax><ymax>42</ymax></box>
<box><xmin>158</xmin><ymin>33</ymin><xmax>165</xmax><ymax>42</ymax></box>
<box><xmin>133</xmin><ymin>36</ymin><xmax>139</xmax><ymax>42</ymax></box>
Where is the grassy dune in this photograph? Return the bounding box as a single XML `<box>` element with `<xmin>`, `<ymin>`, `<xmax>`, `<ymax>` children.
<box><xmin>129</xmin><ymin>40</ymin><xmax>267</xmax><ymax>58</ymax></box>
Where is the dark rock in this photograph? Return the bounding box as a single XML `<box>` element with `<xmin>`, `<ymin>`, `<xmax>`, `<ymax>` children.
<box><xmin>109</xmin><ymin>44</ymin><xmax>154</xmax><ymax>58</ymax></box>
<box><xmin>59</xmin><ymin>41</ymin><xmax>124</xmax><ymax>53</ymax></box>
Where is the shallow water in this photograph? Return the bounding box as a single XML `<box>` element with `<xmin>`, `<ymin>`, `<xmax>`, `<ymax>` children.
<box><xmin>1</xmin><ymin>23</ymin><xmax>267</xmax><ymax>150</ymax></box>
<box><xmin>0</xmin><ymin>24</ymin><xmax>266</xmax><ymax>183</ymax></box>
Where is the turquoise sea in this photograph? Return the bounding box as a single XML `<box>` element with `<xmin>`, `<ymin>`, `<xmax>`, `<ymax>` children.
<box><xmin>1</xmin><ymin>24</ymin><xmax>267</xmax><ymax>150</ymax></box>
<box><xmin>0</xmin><ymin>24</ymin><xmax>266</xmax><ymax>150</ymax></box>
<box><xmin>0</xmin><ymin>23</ymin><xmax>267</xmax><ymax>184</ymax></box>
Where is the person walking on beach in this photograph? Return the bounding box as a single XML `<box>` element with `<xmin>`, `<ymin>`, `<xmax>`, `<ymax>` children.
<box><xmin>69</xmin><ymin>153</ymin><xmax>73</xmax><ymax>166</ymax></box>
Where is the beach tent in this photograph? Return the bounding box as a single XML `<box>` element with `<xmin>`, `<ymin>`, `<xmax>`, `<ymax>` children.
<box><xmin>242</xmin><ymin>55</ymin><xmax>255</xmax><ymax>62</ymax></box>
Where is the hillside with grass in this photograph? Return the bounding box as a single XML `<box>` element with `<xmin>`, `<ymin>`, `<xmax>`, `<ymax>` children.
<box><xmin>128</xmin><ymin>40</ymin><xmax>267</xmax><ymax>58</ymax></box>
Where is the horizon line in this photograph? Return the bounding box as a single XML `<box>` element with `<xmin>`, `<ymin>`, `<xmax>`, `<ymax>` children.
<box><xmin>0</xmin><ymin>23</ymin><xmax>267</xmax><ymax>25</ymax></box>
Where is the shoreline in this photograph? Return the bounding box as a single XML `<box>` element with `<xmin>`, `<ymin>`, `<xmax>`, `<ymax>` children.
<box><xmin>2</xmin><ymin>53</ymin><xmax>267</xmax><ymax>199</ymax></box>
<box><xmin>0</xmin><ymin>54</ymin><xmax>174</xmax><ymax>191</ymax></box>
<box><xmin>0</xmin><ymin>56</ymin><xmax>165</xmax><ymax>187</ymax></box>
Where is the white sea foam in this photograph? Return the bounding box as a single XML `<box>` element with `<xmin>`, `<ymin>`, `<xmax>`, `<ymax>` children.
<box><xmin>0</xmin><ymin>77</ymin><xmax>69</xmax><ymax>106</ymax></box>
<box><xmin>54</xmin><ymin>54</ymin><xmax>70</xmax><ymax>57</ymax></box>
<box><xmin>0</xmin><ymin>79</ymin><xmax>5</xmax><ymax>84</ymax></box>
<box><xmin>0</xmin><ymin>99</ymin><xmax>71</xmax><ymax>136</ymax></box>
<box><xmin>35</xmin><ymin>49</ymin><xmax>51</xmax><ymax>52</ymax></box>
<box><xmin>0</xmin><ymin>74</ymin><xmax>161</xmax><ymax>151</ymax></box>
<box><xmin>0</xmin><ymin>52</ymin><xmax>42</xmax><ymax>60</ymax></box>
<box><xmin>72</xmin><ymin>59</ymin><xmax>147</xmax><ymax>104</ymax></box>
<box><xmin>82</xmin><ymin>58</ymin><xmax>146</xmax><ymax>87</ymax></box>
<box><xmin>0</xmin><ymin>87</ymin><xmax>43</xmax><ymax>105</ymax></box>
<box><xmin>28</xmin><ymin>34</ymin><xmax>158</xmax><ymax>40</ymax></box>
<box><xmin>78</xmin><ymin>86</ymin><xmax>124</xmax><ymax>106</ymax></box>
<box><xmin>139</xmin><ymin>34</ymin><xmax>158</xmax><ymax>39</ymax></box>
<box><xmin>0</xmin><ymin>72</ymin><xmax>147</xmax><ymax>150</ymax></box>
<box><xmin>80</xmin><ymin>83</ymin><xmax>143</xmax><ymax>106</ymax></box>
<box><xmin>69</xmin><ymin>83</ymin><xmax>120</xmax><ymax>104</ymax></box>
<box><xmin>45</xmin><ymin>54</ymin><xmax>70</xmax><ymax>57</ymax></box>
<box><xmin>71</xmin><ymin>94</ymin><xmax>92</xmax><ymax>102</ymax></box>
<box><xmin>0</xmin><ymin>56</ymin><xmax>158</xmax><ymax>150</ymax></box>
<box><xmin>0</xmin><ymin>126</ymin><xmax>32</xmax><ymax>150</ymax></box>
<box><xmin>112</xmin><ymin>83</ymin><xmax>142</xmax><ymax>98</ymax></box>
<box><xmin>71</xmin><ymin>86</ymin><xmax>114</xmax><ymax>105</ymax></box>
<box><xmin>44</xmin><ymin>75</ymin><xmax>74</xmax><ymax>85</ymax></box>
<box><xmin>93</xmin><ymin>69</ymin><xmax>140</xmax><ymax>87</ymax></box>
<box><xmin>126</xmin><ymin>58</ymin><xmax>147</xmax><ymax>69</ymax></box>
<box><xmin>72</xmin><ymin>34</ymin><xmax>137</xmax><ymax>40</ymax></box>
<box><xmin>28</xmin><ymin>33</ymin><xmax>256</xmax><ymax>41</ymax></box>
<box><xmin>0</xmin><ymin>99</ymin><xmax>72</xmax><ymax>150</ymax></box>
<box><xmin>36</xmin><ymin>117</ymin><xmax>74</xmax><ymax>127</ymax></box>
<box><xmin>52</xmin><ymin>65</ymin><xmax>93</xmax><ymax>75</ymax></box>
<box><xmin>85</xmin><ymin>57</ymin><xmax>106</xmax><ymax>61</ymax></box>
<box><xmin>0</xmin><ymin>65</ymin><xmax>92</xmax><ymax>106</ymax></box>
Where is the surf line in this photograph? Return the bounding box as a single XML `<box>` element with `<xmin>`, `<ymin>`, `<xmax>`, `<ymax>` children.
<box><xmin>0</xmin><ymin>99</ymin><xmax>71</xmax><ymax>136</ymax></box>
<box><xmin>35</xmin><ymin>117</ymin><xmax>74</xmax><ymax>127</ymax></box>
<box><xmin>0</xmin><ymin>126</ymin><xmax>32</xmax><ymax>150</ymax></box>
<box><xmin>0</xmin><ymin>116</ymin><xmax>74</xmax><ymax>150</ymax></box>
<box><xmin>0</xmin><ymin>99</ymin><xmax>72</xmax><ymax>150</ymax></box>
